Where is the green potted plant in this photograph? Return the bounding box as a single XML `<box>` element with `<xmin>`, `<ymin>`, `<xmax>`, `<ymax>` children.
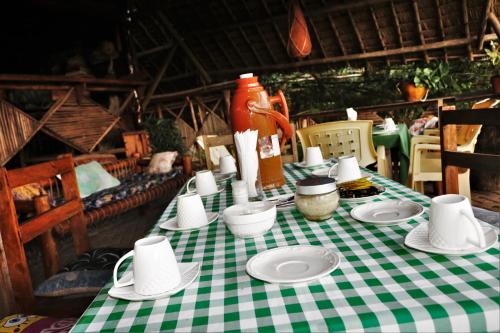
<box><xmin>485</xmin><ymin>41</ymin><xmax>500</xmax><ymax>93</ymax></box>
<box><xmin>142</xmin><ymin>118</ymin><xmax>185</xmax><ymax>154</ymax></box>
<box><xmin>401</xmin><ymin>62</ymin><xmax>451</xmax><ymax>101</ymax></box>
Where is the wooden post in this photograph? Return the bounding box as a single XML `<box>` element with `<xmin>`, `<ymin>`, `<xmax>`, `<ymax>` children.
<box><xmin>0</xmin><ymin>168</ymin><xmax>35</xmax><ymax>311</ymax></box>
<box><xmin>223</xmin><ymin>90</ymin><xmax>232</xmax><ymax>128</ymax></box>
<box><xmin>439</xmin><ymin>104</ymin><xmax>459</xmax><ymax>194</ymax></box>
<box><xmin>0</xmin><ymin>232</ymin><xmax>16</xmax><ymax>317</ymax></box>
<box><xmin>488</xmin><ymin>12</ymin><xmax>500</xmax><ymax>39</ymax></box>
<box><xmin>59</xmin><ymin>156</ymin><xmax>90</xmax><ymax>256</ymax></box>
<box><xmin>34</xmin><ymin>195</ymin><xmax>60</xmax><ymax>277</ymax></box>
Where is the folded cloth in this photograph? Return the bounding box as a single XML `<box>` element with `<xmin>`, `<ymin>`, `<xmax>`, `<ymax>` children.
<box><xmin>346</xmin><ymin>107</ymin><xmax>357</xmax><ymax>121</ymax></box>
<box><xmin>234</xmin><ymin>130</ymin><xmax>259</xmax><ymax>197</ymax></box>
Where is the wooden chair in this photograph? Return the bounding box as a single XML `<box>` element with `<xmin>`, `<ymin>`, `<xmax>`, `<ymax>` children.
<box><xmin>409</xmin><ymin>99</ymin><xmax>498</xmax><ymax>198</ymax></box>
<box><xmin>281</xmin><ymin>123</ymin><xmax>299</xmax><ymax>164</ymax></box>
<box><xmin>0</xmin><ymin>155</ymin><xmax>90</xmax><ymax>311</ymax></box>
<box><xmin>123</xmin><ymin>131</ymin><xmax>152</xmax><ymax>159</ymax></box>
<box><xmin>440</xmin><ymin>104</ymin><xmax>500</xmax><ymax>196</ymax></box>
<box><xmin>201</xmin><ymin>134</ymin><xmax>235</xmax><ymax>170</ymax></box>
<box><xmin>296</xmin><ymin>120</ymin><xmax>377</xmax><ymax>168</ymax></box>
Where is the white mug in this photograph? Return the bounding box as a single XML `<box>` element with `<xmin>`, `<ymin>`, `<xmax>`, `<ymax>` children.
<box><xmin>187</xmin><ymin>170</ymin><xmax>218</xmax><ymax>196</ymax></box>
<box><xmin>328</xmin><ymin>155</ymin><xmax>362</xmax><ymax>183</ymax></box>
<box><xmin>429</xmin><ymin>194</ymin><xmax>486</xmax><ymax>250</ymax></box>
<box><xmin>306</xmin><ymin>147</ymin><xmax>324</xmax><ymax>166</ymax></box>
<box><xmin>231</xmin><ymin>180</ymin><xmax>248</xmax><ymax>205</ymax></box>
<box><xmin>113</xmin><ymin>236</ymin><xmax>181</xmax><ymax>295</ymax></box>
<box><xmin>219</xmin><ymin>155</ymin><xmax>237</xmax><ymax>174</ymax></box>
<box><xmin>177</xmin><ymin>193</ymin><xmax>208</xmax><ymax>228</ymax></box>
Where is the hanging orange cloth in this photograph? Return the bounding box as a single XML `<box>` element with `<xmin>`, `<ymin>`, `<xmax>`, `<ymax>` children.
<box><xmin>287</xmin><ymin>0</ymin><xmax>312</xmax><ymax>58</ymax></box>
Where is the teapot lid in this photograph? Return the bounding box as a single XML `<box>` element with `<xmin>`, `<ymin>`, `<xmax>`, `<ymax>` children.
<box><xmin>296</xmin><ymin>177</ymin><xmax>336</xmax><ymax>195</ymax></box>
<box><xmin>239</xmin><ymin>73</ymin><xmax>253</xmax><ymax>79</ymax></box>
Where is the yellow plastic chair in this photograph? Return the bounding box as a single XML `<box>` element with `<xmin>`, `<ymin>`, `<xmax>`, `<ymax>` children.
<box><xmin>296</xmin><ymin>120</ymin><xmax>378</xmax><ymax>168</ymax></box>
<box><xmin>408</xmin><ymin>98</ymin><xmax>499</xmax><ymax>199</ymax></box>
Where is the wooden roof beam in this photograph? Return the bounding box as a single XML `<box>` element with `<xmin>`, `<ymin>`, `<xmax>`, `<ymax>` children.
<box><xmin>193</xmin><ymin>35</ymin><xmax>220</xmax><ymax>70</ymax></box>
<box><xmin>188</xmin><ymin>0</ymin><xmax>394</xmax><ymax>36</ymax></box>
<box><xmin>308</xmin><ymin>16</ymin><xmax>328</xmax><ymax>57</ymax></box>
<box><xmin>488</xmin><ymin>12</ymin><xmax>500</xmax><ymax>39</ymax></box>
<box><xmin>348</xmin><ymin>10</ymin><xmax>366</xmax><ymax>53</ymax></box>
<box><xmin>260</xmin><ymin>0</ymin><xmax>288</xmax><ymax>54</ymax></box>
<box><xmin>142</xmin><ymin>46</ymin><xmax>177</xmax><ymax>111</ymax></box>
<box><xmin>239</xmin><ymin>27</ymin><xmax>265</xmax><ymax>66</ymax></box>
<box><xmin>212</xmin><ymin>36</ymin><xmax>238</xmax><ymax>68</ymax></box>
<box><xmin>369</xmin><ymin>6</ymin><xmax>389</xmax><ymax>66</ymax></box>
<box><xmin>390</xmin><ymin>1</ymin><xmax>406</xmax><ymax>64</ymax></box>
<box><xmin>207</xmin><ymin>34</ymin><xmax>497</xmax><ymax>74</ymax></box>
<box><xmin>461</xmin><ymin>0</ymin><xmax>473</xmax><ymax>60</ymax></box>
<box><xmin>412</xmin><ymin>0</ymin><xmax>429</xmax><ymax>63</ymax></box>
<box><xmin>434</xmin><ymin>0</ymin><xmax>449</xmax><ymax>62</ymax></box>
<box><xmin>477</xmin><ymin>0</ymin><xmax>494</xmax><ymax>50</ymax></box>
<box><xmin>157</xmin><ymin>12</ymin><xmax>211</xmax><ymax>84</ymax></box>
<box><xmin>137</xmin><ymin>21</ymin><xmax>160</xmax><ymax>46</ymax></box>
<box><xmin>326</xmin><ymin>14</ymin><xmax>347</xmax><ymax>60</ymax></box>
<box><xmin>137</xmin><ymin>43</ymin><xmax>173</xmax><ymax>58</ymax></box>
<box><xmin>220</xmin><ymin>0</ymin><xmax>251</xmax><ymax>66</ymax></box>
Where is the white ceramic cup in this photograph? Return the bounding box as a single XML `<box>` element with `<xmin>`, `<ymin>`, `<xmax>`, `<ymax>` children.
<box><xmin>219</xmin><ymin>155</ymin><xmax>237</xmax><ymax>174</ymax></box>
<box><xmin>231</xmin><ymin>180</ymin><xmax>248</xmax><ymax>205</ymax></box>
<box><xmin>187</xmin><ymin>170</ymin><xmax>218</xmax><ymax>196</ymax></box>
<box><xmin>177</xmin><ymin>193</ymin><xmax>208</xmax><ymax>228</ymax></box>
<box><xmin>429</xmin><ymin>194</ymin><xmax>486</xmax><ymax>250</ymax></box>
<box><xmin>328</xmin><ymin>155</ymin><xmax>362</xmax><ymax>183</ymax></box>
<box><xmin>113</xmin><ymin>236</ymin><xmax>181</xmax><ymax>295</ymax></box>
<box><xmin>306</xmin><ymin>147</ymin><xmax>324</xmax><ymax>166</ymax></box>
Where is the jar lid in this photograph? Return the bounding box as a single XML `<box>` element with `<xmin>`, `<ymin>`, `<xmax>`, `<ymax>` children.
<box><xmin>296</xmin><ymin>177</ymin><xmax>337</xmax><ymax>195</ymax></box>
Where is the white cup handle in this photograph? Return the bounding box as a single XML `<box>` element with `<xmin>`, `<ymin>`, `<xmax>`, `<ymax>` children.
<box><xmin>461</xmin><ymin>210</ymin><xmax>486</xmax><ymax>248</ymax></box>
<box><xmin>186</xmin><ymin>176</ymin><xmax>196</xmax><ymax>193</ymax></box>
<box><xmin>327</xmin><ymin>164</ymin><xmax>338</xmax><ymax>178</ymax></box>
<box><xmin>113</xmin><ymin>250</ymin><xmax>134</xmax><ymax>288</ymax></box>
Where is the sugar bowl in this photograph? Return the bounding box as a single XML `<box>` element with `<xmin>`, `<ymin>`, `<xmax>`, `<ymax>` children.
<box><xmin>295</xmin><ymin>177</ymin><xmax>339</xmax><ymax>221</ymax></box>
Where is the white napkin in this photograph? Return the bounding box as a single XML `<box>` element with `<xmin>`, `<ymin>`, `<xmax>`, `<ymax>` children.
<box><xmin>383</xmin><ymin>118</ymin><xmax>397</xmax><ymax>131</ymax></box>
<box><xmin>234</xmin><ymin>130</ymin><xmax>259</xmax><ymax>197</ymax></box>
<box><xmin>346</xmin><ymin>108</ymin><xmax>357</xmax><ymax>121</ymax></box>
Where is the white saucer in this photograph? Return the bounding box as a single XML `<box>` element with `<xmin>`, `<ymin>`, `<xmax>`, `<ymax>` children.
<box><xmin>188</xmin><ymin>185</ymin><xmax>225</xmax><ymax>197</ymax></box>
<box><xmin>294</xmin><ymin>158</ymin><xmax>336</xmax><ymax>169</ymax></box>
<box><xmin>214</xmin><ymin>172</ymin><xmax>236</xmax><ymax>182</ymax></box>
<box><xmin>312</xmin><ymin>167</ymin><xmax>373</xmax><ymax>181</ymax></box>
<box><xmin>350</xmin><ymin>200</ymin><xmax>424</xmax><ymax>225</ymax></box>
<box><xmin>340</xmin><ymin>187</ymin><xmax>386</xmax><ymax>204</ymax></box>
<box><xmin>108</xmin><ymin>262</ymin><xmax>201</xmax><ymax>301</ymax></box>
<box><xmin>246</xmin><ymin>245</ymin><xmax>340</xmax><ymax>284</ymax></box>
<box><xmin>404</xmin><ymin>222</ymin><xmax>498</xmax><ymax>256</ymax></box>
<box><xmin>159</xmin><ymin>212</ymin><xmax>219</xmax><ymax>231</ymax></box>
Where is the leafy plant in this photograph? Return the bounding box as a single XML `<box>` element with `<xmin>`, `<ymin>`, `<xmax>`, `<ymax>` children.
<box><xmin>142</xmin><ymin>118</ymin><xmax>185</xmax><ymax>154</ymax></box>
<box><xmin>485</xmin><ymin>41</ymin><xmax>500</xmax><ymax>74</ymax></box>
<box><xmin>413</xmin><ymin>62</ymin><xmax>450</xmax><ymax>91</ymax></box>
<box><xmin>377</xmin><ymin>107</ymin><xmax>424</xmax><ymax>127</ymax></box>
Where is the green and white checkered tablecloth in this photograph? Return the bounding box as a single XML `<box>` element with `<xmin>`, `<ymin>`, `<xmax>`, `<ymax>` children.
<box><xmin>72</xmin><ymin>164</ymin><xmax>500</xmax><ymax>332</ymax></box>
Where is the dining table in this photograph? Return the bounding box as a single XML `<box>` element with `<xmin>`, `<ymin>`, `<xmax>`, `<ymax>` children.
<box><xmin>71</xmin><ymin>163</ymin><xmax>499</xmax><ymax>332</ymax></box>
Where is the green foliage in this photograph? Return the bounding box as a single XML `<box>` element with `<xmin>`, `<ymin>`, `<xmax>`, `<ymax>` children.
<box><xmin>413</xmin><ymin>63</ymin><xmax>450</xmax><ymax>91</ymax></box>
<box><xmin>377</xmin><ymin>107</ymin><xmax>424</xmax><ymax>127</ymax></box>
<box><xmin>142</xmin><ymin>118</ymin><xmax>185</xmax><ymax>154</ymax></box>
<box><xmin>260</xmin><ymin>59</ymin><xmax>492</xmax><ymax>118</ymax></box>
<box><xmin>485</xmin><ymin>41</ymin><xmax>500</xmax><ymax>72</ymax></box>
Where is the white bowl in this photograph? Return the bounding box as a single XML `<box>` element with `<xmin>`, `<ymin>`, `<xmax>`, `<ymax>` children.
<box><xmin>223</xmin><ymin>201</ymin><xmax>276</xmax><ymax>238</ymax></box>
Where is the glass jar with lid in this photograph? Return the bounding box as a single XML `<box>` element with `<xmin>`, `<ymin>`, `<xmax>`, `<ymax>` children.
<box><xmin>294</xmin><ymin>177</ymin><xmax>339</xmax><ymax>221</ymax></box>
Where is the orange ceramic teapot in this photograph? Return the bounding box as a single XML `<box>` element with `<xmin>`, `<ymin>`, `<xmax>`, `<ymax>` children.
<box><xmin>230</xmin><ymin>73</ymin><xmax>292</xmax><ymax>189</ymax></box>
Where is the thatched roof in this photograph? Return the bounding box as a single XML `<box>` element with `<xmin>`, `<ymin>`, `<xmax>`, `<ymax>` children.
<box><xmin>131</xmin><ymin>0</ymin><xmax>499</xmax><ymax>94</ymax></box>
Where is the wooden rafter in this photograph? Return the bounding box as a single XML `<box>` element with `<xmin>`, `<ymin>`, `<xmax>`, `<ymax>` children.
<box><xmin>348</xmin><ymin>10</ymin><xmax>366</xmax><ymax>53</ymax></box>
<box><xmin>435</xmin><ymin>0</ymin><xmax>449</xmax><ymax>62</ymax></box>
<box><xmin>189</xmin><ymin>0</ymin><xmax>394</xmax><ymax>36</ymax></box>
<box><xmin>488</xmin><ymin>11</ymin><xmax>500</xmax><ymax>38</ymax></box>
<box><xmin>308</xmin><ymin>16</ymin><xmax>327</xmax><ymax>57</ymax></box>
<box><xmin>369</xmin><ymin>6</ymin><xmax>389</xmax><ymax>65</ymax></box>
<box><xmin>142</xmin><ymin>45</ymin><xmax>177</xmax><ymax>110</ymax></box>
<box><xmin>390</xmin><ymin>1</ymin><xmax>406</xmax><ymax>63</ymax></box>
<box><xmin>158</xmin><ymin>12</ymin><xmax>211</xmax><ymax>83</ymax></box>
<box><xmin>461</xmin><ymin>0</ymin><xmax>473</xmax><ymax>60</ymax></box>
<box><xmin>412</xmin><ymin>0</ymin><xmax>429</xmax><ymax>63</ymax></box>
<box><xmin>213</xmin><ymin>36</ymin><xmax>238</xmax><ymax>68</ymax></box>
<box><xmin>240</xmin><ymin>1</ymin><xmax>277</xmax><ymax>64</ymax></box>
<box><xmin>238</xmin><ymin>27</ymin><xmax>265</xmax><ymax>66</ymax></box>
<box><xmin>326</xmin><ymin>15</ymin><xmax>347</xmax><ymax>56</ymax></box>
<box><xmin>477</xmin><ymin>0</ymin><xmax>493</xmax><ymax>50</ymax></box>
<box><xmin>137</xmin><ymin>21</ymin><xmax>159</xmax><ymax>46</ymax></box>
<box><xmin>224</xmin><ymin>31</ymin><xmax>250</xmax><ymax>67</ymax></box>
<box><xmin>260</xmin><ymin>0</ymin><xmax>288</xmax><ymax>53</ymax></box>
<box><xmin>208</xmin><ymin>34</ymin><xmax>497</xmax><ymax>74</ymax></box>
<box><xmin>193</xmin><ymin>35</ymin><xmax>220</xmax><ymax>70</ymax></box>
<box><xmin>137</xmin><ymin>44</ymin><xmax>172</xmax><ymax>58</ymax></box>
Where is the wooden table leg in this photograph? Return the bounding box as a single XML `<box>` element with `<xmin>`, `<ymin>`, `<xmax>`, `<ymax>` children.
<box><xmin>377</xmin><ymin>145</ymin><xmax>393</xmax><ymax>179</ymax></box>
